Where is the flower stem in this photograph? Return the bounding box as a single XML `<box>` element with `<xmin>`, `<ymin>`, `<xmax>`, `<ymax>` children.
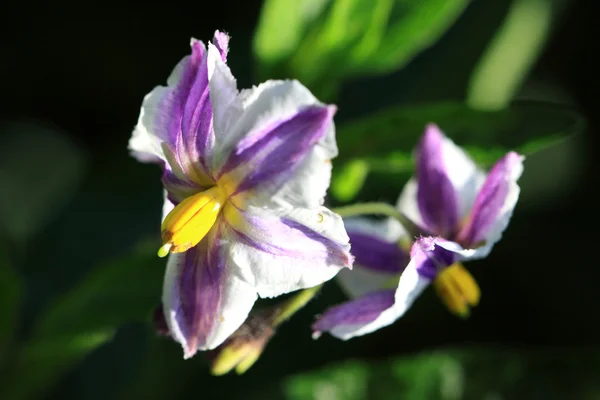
<box><xmin>270</xmin><ymin>284</ymin><xmax>323</xmax><ymax>328</ymax></box>
<box><xmin>332</xmin><ymin>202</ymin><xmax>420</xmax><ymax>234</ymax></box>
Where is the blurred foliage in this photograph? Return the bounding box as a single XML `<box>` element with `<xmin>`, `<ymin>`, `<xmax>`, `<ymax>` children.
<box><xmin>1</xmin><ymin>240</ymin><xmax>164</xmax><ymax>400</ymax></box>
<box><xmin>254</xmin><ymin>0</ymin><xmax>470</xmax><ymax>100</ymax></box>
<box><xmin>467</xmin><ymin>0</ymin><xmax>566</xmax><ymax>110</ymax></box>
<box><xmin>0</xmin><ymin>247</ymin><xmax>21</xmax><ymax>362</ymax></box>
<box><xmin>1</xmin><ymin>0</ymin><xmax>592</xmax><ymax>398</ymax></box>
<box><xmin>284</xmin><ymin>347</ymin><xmax>600</xmax><ymax>400</ymax></box>
<box><xmin>0</xmin><ymin>121</ymin><xmax>86</xmax><ymax>245</ymax></box>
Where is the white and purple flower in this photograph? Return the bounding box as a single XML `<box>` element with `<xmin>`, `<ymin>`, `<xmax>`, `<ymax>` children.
<box><xmin>129</xmin><ymin>31</ymin><xmax>352</xmax><ymax>357</ymax></box>
<box><xmin>313</xmin><ymin>124</ymin><xmax>524</xmax><ymax>340</ymax></box>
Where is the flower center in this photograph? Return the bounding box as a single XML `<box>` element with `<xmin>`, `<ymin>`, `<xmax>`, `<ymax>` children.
<box><xmin>158</xmin><ymin>186</ymin><xmax>227</xmax><ymax>257</ymax></box>
<box><xmin>433</xmin><ymin>263</ymin><xmax>480</xmax><ymax>318</ymax></box>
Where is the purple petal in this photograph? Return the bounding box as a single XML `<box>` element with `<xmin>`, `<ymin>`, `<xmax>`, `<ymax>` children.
<box><xmin>142</xmin><ymin>32</ymin><xmax>229</xmax><ymax>188</ymax></box>
<box><xmin>219</xmin><ymin>105</ymin><xmax>336</xmax><ymax>195</ymax></box>
<box><xmin>212</xmin><ymin>30</ymin><xmax>230</xmax><ymax>58</ymax></box>
<box><xmin>312</xmin><ymin>290</ymin><xmax>395</xmax><ymax>335</ymax></box>
<box><xmin>347</xmin><ymin>231</ymin><xmax>407</xmax><ymax>274</ymax></box>
<box><xmin>457</xmin><ymin>152</ymin><xmax>524</xmax><ymax>247</ymax></box>
<box><xmin>162</xmin><ymin>226</ymin><xmax>226</xmax><ymax>358</ymax></box>
<box><xmin>416</xmin><ymin>124</ymin><xmax>460</xmax><ymax>237</ymax></box>
<box><xmin>410</xmin><ymin>236</ymin><xmax>457</xmax><ymax>280</ymax></box>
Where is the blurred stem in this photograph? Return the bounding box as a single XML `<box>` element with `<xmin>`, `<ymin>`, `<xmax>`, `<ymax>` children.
<box><xmin>271</xmin><ymin>284</ymin><xmax>323</xmax><ymax>327</ymax></box>
<box><xmin>467</xmin><ymin>0</ymin><xmax>554</xmax><ymax>110</ymax></box>
<box><xmin>333</xmin><ymin>202</ymin><xmax>419</xmax><ymax>234</ymax></box>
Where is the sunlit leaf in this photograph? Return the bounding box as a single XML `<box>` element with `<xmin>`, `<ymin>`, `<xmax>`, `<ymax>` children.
<box><xmin>254</xmin><ymin>0</ymin><xmax>469</xmax><ymax>99</ymax></box>
<box><xmin>254</xmin><ymin>0</ymin><xmax>331</xmax><ymax>66</ymax></box>
<box><xmin>467</xmin><ymin>0</ymin><xmax>555</xmax><ymax>110</ymax></box>
<box><xmin>5</xmin><ymin>240</ymin><xmax>163</xmax><ymax>400</ymax></box>
<box><xmin>0</xmin><ymin>120</ymin><xmax>86</xmax><ymax>243</ymax></box>
<box><xmin>331</xmin><ymin>160</ymin><xmax>369</xmax><ymax>202</ymax></box>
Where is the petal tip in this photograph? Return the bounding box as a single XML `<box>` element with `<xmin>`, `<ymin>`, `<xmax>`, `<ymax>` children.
<box><xmin>212</xmin><ymin>30</ymin><xmax>230</xmax><ymax>59</ymax></box>
<box><xmin>423</xmin><ymin>123</ymin><xmax>444</xmax><ymax>139</ymax></box>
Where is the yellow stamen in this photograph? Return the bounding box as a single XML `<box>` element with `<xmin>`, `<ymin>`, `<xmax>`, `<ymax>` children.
<box><xmin>433</xmin><ymin>263</ymin><xmax>481</xmax><ymax>318</ymax></box>
<box><xmin>211</xmin><ymin>345</ymin><xmax>253</xmax><ymax>376</ymax></box>
<box><xmin>234</xmin><ymin>348</ymin><xmax>262</xmax><ymax>375</ymax></box>
<box><xmin>159</xmin><ymin>186</ymin><xmax>227</xmax><ymax>256</ymax></box>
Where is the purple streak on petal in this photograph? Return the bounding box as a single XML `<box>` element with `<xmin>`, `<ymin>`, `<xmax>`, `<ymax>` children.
<box><xmin>171</xmin><ymin>228</ymin><xmax>226</xmax><ymax>357</ymax></box>
<box><xmin>162</xmin><ymin>170</ymin><xmax>200</xmax><ymax>204</ymax></box>
<box><xmin>281</xmin><ymin>218</ymin><xmax>352</xmax><ymax>266</ymax></box>
<box><xmin>312</xmin><ymin>290</ymin><xmax>395</xmax><ymax>333</ymax></box>
<box><xmin>212</xmin><ymin>30</ymin><xmax>230</xmax><ymax>59</ymax></box>
<box><xmin>416</xmin><ymin>124</ymin><xmax>460</xmax><ymax>237</ymax></box>
<box><xmin>410</xmin><ymin>236</ymin><xmax>456</xmax><ymax>280</ymax></box>
<box><xmin>220</xmin><ymin>105</ymin><xmax>336</xmax><ymax>194</ymax></box>
<box><xmin>226</xmin><ymin>210</ymin><xmax>352</xmax><ymax>268</ymax></box>
<box><xmin>155</xmin><ymin>34</ymin><xmax>230</xmax><ymax>182</ymax></box>
<box><xmin>457</xmin><ymin>152</ymin><xmax>522</xmax><ymax>247</ymax></box>
<box><xmin>347</xmin><ymin>231</ymin><xmax>407</xmax><ymax>274</ymax></box>
<box><xmin>180</xmin><ymin>40</ymin><xmax>212</xmax><ymax>171</ymax></box>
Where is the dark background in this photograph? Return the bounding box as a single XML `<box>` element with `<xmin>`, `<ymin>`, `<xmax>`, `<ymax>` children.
<box><xmin>2</xmin><ymin>0</ymin><xmax>598</xmax><ymax>399</ymax></box>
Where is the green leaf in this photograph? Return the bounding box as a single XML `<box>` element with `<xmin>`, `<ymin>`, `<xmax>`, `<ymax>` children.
<box><xmin>286</xmin><ymin>360</ymin><xmax>369</xmax><ymax>400</ymax></box>
<box><xmin>254</xmin><ymin>0</ymin><xmax>469</xmax><ymax>99</ymax></box>
<box><xmin>0</xmin><ymin>120</ymin><xmax>86</xmax><ymax>244</ymax></box>
<box><xmin>5</xmin><ymin>240</ymin><xmax>164</xmax><ymax>400</ymax></box>
<box><xmin>331</xmin><ymin>160</ymin><xmax>369</xmax><ymax>202</ymax></box>
<box><xmin>0</xmin><ymin>246</ymin><xmax>21</xmax><ymax>361</ymax></box>
<box><xmin>254</xmin><ymin>0</ymin><xmax>331</xmax><ymax>66</ymax></box>
<box><xmin>283</xmin><ymin>346</ymin><xmax>600</xmax><ymax>400</ymax></box>
<box><xmin>467</xmin><ymin>0</ymin><xmax>556</xmax><ymax>110</ymax></box>
<box><xmin>330</xmin><ymin>101</ymin><xmax>584</xmax><ymax>201</ymax></box>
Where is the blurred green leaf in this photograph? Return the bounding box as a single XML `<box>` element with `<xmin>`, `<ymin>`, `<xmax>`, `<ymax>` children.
<box><xmin>254</xmin><ymin>0</ymin><xmax>331</xmax><ymax>66</ymax></box>
<box><xmin>0</xmin><ymin>247</ymin><xmax>21</xmax><ymax>361</ymax></box>
<box><xmin>5</xmin><ymin>240</ymin><xmax>164</xmax><ymax>400</ymax></box>
<box><xmin>331</xmin><ymin>160</ymin><xmax>369</xmax><ymax>202</ymax></box>
<box><xmin>0</xmin><ymin>120</ymin><xmax>86</xmax><ymax>244</ymax></box>
<box><xmin>331</xmin><ymin>101</ymin><xmax>584</xmax><ymax>201</ymax></box>
<box><xmin>467</xmin><ymin>0</ymin><xmax>556</xmax><ymax>110</ymax></box>
<box><xmin>286</xmin><ymin>361</ymin><xmax>369</xmax><ymax>400</ymax></box>
<box><xmin>283</xmin><ymin>347</ymin><xmax>600</xmax><ymax>400</ymax></box>
<box><xmin>255</xmin><ymin>0</ymin><xmax>469</xmax><ymax>100</ymax></box>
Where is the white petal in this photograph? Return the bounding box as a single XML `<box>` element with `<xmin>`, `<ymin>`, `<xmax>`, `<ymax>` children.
<box><xmin>224</xmin><ymin>204</ymin><xmax>352</xmax><ymax>299</ymax></box>
<box><xmin>161</xmin><ymin>224</ymin><xmax>259</xmax><ymax>354</ymax></box>
<box><xmin>207</xmin><ymin>42</ymin><xmax>242</xmax><ymax>160</ymax></box>
<box><xmin>344</xmin><ymin>217</ymin><xmax>406</xmax><ymax>243</ymax></box>
<box><xmin>129</xmin><ymin>46</ymin><xmax>201</xmax><ymax>163</ymax></box>
<box><xmin>162</xmin><ymin>190</ymin><xmax>175</xmax><ymax>223</ymax></box>
<box><xmin>129</xmin><ymin>86</ymin><xmax>170</xmax><ymax>163</ymax></box>
<box><xmin>328</xmin><ymin>266</ymin><xmax>430</xmax><ymax>340</ymax></box>
<box><xmin>458</xmin><ymin>155</ymin><xmax>524</xmax><ymax>261</ymax></box>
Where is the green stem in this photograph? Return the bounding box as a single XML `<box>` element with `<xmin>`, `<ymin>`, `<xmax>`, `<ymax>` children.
<box><xmin>332</xmin><ymin>202</ymin><xmax>420</xmax><ymax>235</ymax></box>
<box><xmin>271</xmin><ymin>284</ymin><xmax>323</xmax><ymax>328</ymax></box>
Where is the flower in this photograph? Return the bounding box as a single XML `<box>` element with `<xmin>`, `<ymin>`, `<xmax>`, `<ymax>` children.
<box><xmin>313</xmin><ymin>124</ymin><xmax>524</xmax><ymax>339</ymax></box>
<box><xmin>129</xmin><ymin>31</ymin><xmax>352</xmax><ymax>357</ymax></box>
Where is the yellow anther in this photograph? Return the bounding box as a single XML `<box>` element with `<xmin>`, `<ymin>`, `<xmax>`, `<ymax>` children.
<box><xmin>433</xmin><ymin>263</ymin><xmax>481</xmax><ymax>318</ymax></box>
<box><xmin>159</xmin><ymin>186</ymin><xmax>227</xmax><ymax>256</ymax></box>
<box><xmin>234</xmin><ymin>348</ymin><xmax>262</xmax><ymax>375</ymax></box>
<box><xmin>211</xmin><ymin>345</ymin><xmax>253</xmax><ymax>376</ymax></box>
